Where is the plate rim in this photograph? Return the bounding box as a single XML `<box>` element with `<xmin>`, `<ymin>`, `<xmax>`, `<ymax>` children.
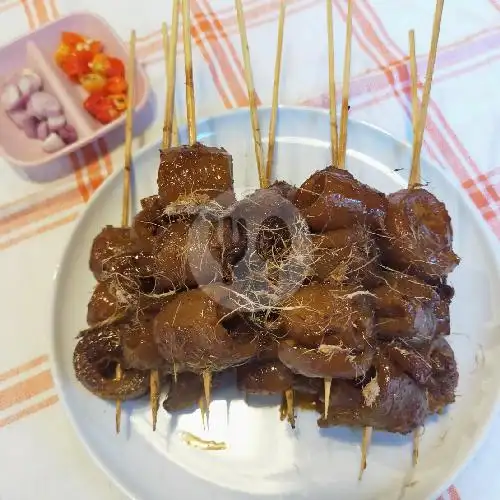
<box><xmin>49</xmin><ymin>104</ymin><xmax>500</xmax><ymax>500</ymax></box>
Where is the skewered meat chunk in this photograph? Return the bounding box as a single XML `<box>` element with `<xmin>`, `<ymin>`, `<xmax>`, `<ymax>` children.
<box><xmin>229</xmin><ymin>185</ymin><xmax>307</xmax><ymax>263</ymax></box>
<box><xmin>163</xmin><ymin>372</ymin><xmax>227</xmax><ymax>413</ymax></box>
<box><xmin>425</xmin><ymin>337</ymin><xmax>458</xmax><ymax>413</ymax></box>
<box><xmin>292</xmin><ymin>375</ymin><xmax>323</xmax><ymax>396</ymax></box>
<box><xmin>310</xmin><ymin>225</ymin><xmax>380</xmax><ymax>287</ymax></box>
<box><xmin>73</xmin><ymin>324</ymin><xmax>149</xmax><ymax>400</ymax></box>
<box><xmin>221</xmin><ymin>187</ymin><xmax>312</xmax><ymax>312</ymax></box>
<box><xmin>157</xmin><ymin>143</ymin><xmax>234</xmax><ymax>206</ymax></box>
<box><xmin>89</xmin><ymin>225</ymin><xmax>156</xmax><ymax>294</ymax></box>
<box><xmin>278</xmin><ymin>339</ymin><xmax>374</xmax><ymax>379</ymax></box>
<box><xmin>153</xmin><ymin>287</ymin><xmax>258</xmax><ymax>373</ymax></box>
<box><xmin>318</xmin><ymin>354</ymin><xmax>428</xmax><ymax>434</ymax></box>
<box><xmin>132</xmin><ymin>195</ymin><xmax>168</xmax><ymax>252</ymax></box>
<box><xmin>269</xmin><ymin>180</ymin><xmax>298</xmax><ymax>203</ymax></box>
<box><xmin>89</xmin><ymin>226</ymin><xmax>137</xmax><ymax>281</ymax></box>
<box><xmin>373</xmin><ymin>271</ymin><xmax>448</xmax><ymax>342</ymax></box>
<box><xmin>294</xmin><ymin>166</ymin><xmax>387</xmax><ymax>232</ymax></box>
<box><xmin>87</xmin><ymin>281</ymin><xmax>131</xmax><ymax>326</ymax></box>
<box><xmin>153</xmin><ymin>216</ymin><xmax>226</xmax><ymax>291</ymax></box>
<box><xmin>380</xmin><ymin>188</ymin><xmax>460</xmax><ymax>280</ymax></box>
<box><xmin>280</xmin><ymin>283</ymin><xmax>374</xmax><ymax>349</ymax></box>
<box><xmin>163</xmin><ymin>372</ymin><xmax>204</xmax><ymax>412</ymax></box>
<box><xmin>121</xmin><ymin>316</ymin><xmax>166</xmax><ymax>371</ymax></box>
<box><xmin>237</xmin><ymin>360</ymin><xmax>294</xmax><ymax>395</ymax></box>
<box><xmin>384</xmin><ymin>342</ymin><xmax>433</xmax><ymax>385</ymax></box>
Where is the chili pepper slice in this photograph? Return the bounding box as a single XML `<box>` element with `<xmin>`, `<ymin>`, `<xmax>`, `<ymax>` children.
<box><xmin>103</xmin><ymin>76</ymin><xmax>128</xmax><ymax>95</ymax></box>
<box><xmin>88</xmin><ymin>40</ymin><xmax>103</xmax><ymax>55</ymax></box>
<box><xmin>55</xmin><ymin>43</ymin><xmax>72</xmax><ymax>66</ymax></box>
<box><xmin>106</xmin><ymin>57</ymin><xmax>125</xmax><ymax>78</ymax></box>
<box><xmin>60</xmin><ymin>51</ymin><xmax>93</xmax><ymax>81</ymax></box>
<box><xmin>84</xmin><ymin>92</ymin><xmax>121</xmax><ymax>124</ymax></box>
<box><xmin>80</xmin><ymin>73</ymin><xmax>107</xmax><ymax>93</ymax></box>
<box><xmin>61</xmin><ymin>31</ymin><xmax>86</xmax><ymax>47</ymax></box>
<box><xmin>91</xmin><ymin>53</ymin><xmax>125</xmax><ymax>78</ymax></box>
<box><xmin>108</xmin><ymin>94</ymin><xmax>127</xmax><ymax>111</ymax></box>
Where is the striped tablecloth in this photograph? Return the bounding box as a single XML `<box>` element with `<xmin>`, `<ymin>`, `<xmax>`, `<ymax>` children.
<box><xmin>1</xmin><ymin>1</ymin><xmax>499</xmax><ymax>499</ymax></box>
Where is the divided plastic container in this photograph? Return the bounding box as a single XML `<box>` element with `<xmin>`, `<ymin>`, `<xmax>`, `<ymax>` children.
<box><xmin>0</xmin><ymin>12</ymin><xmax>150</xmax><ymax>168</ymax></box>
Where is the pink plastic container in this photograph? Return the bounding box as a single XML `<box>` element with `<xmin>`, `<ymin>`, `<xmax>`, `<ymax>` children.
<box><xmin>0</xmin><ymin>12</ymin><xmax>150</xmax><ymax>168</ymax></box>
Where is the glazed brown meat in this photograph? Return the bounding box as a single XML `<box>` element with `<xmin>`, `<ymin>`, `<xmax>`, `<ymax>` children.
<box><xmin>121</xmin><ymin>317</ymin><xmax>166</xmax><ymax>371</ymax></box>
<box><xmin>89</xmin><ymin>226</ymin><xmax>137</xmax><ymax>281</ymax></box>
<box><xmin>281</xmin><ymin>283</ymin><xmax>374</xmax><ymax>349</ymax></box>
<box><xmin>278</xmin><ymin>340</ymin><xmax>374</xmax><ymax>380</ymax></box>
<box><xmin>384</xmin><ymin>342</ymin><xmax>433</xmax><ymax>385</ymax></box>
<box><xmin>381</xmin><ymin>188</ymin><xmax>460</xmax><ymax>280</ymax></box>
<box><xmin>374</xmin><ymin>270</ymin><xmax>452</xmax><ymax>344</ymax></box>
<box><xmin>73</xmin><ymin>324</ymin><xmax>149</xmax><ymax>400</ymax></box>
<box><xmin>425</xmin><ymin>337</ymin><xmax>458</xmax><ymax>413</ymax></box>
<box><xmin>157</xmin><ymin>143</ymin><xmax>234</xmax><ymax>206</ymax></box>
<box><xmin>153</xmin><ymin>217</ymin><xmax>225</xmax><ymax>291</ymax></box>
<box><xmin>310</xmin><ymin>225</ymin><xmax>380</xmax><ymax>287</ymax></box>
<box><xmin>269</xmin><ymin>180</ymin><xmax>298</xmax><ymax>203</ymax></box>
<box><xmin>318</xmin><ymin>355</ymin><xmax>428</xmax><ymax>434</ymax></box>
<box><xmin>153</xmin><ymin>287</ymin><xmax>258</xmax><ymax>373</ymax></box>
<box><xmin>163</xmin><ymin>372</ymin><xmax>203</xmax><ymax>412</ymax></box>
<box><xmin>294</xmin><ymin>166</ymin><xmax>387</xmax><ymax>232</ymax></box>
<box><xmin>132</xmin><ymin>195</ymin><xmax>168</xmax><ymax>252</ymax></box>
<box><xmin>87</xmin><ymin>281</ymin><xmax>131</xmax><ymax>326</ymax></box>
<box><xmin>237</xmin><ymin>360</ymin><xmax>294</xmax><ymax>395</ymax></box>
<box><xmin>228</xmin><ymin>186</ymin><xmax>306</xmax><ymax>262</ymax></box>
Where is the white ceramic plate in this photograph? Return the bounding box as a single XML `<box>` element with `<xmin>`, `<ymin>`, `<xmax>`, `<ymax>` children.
<box><xmin>50</xmin><ymin>106</ymin><xmax>500</xmax><ymax>500</ymax></box>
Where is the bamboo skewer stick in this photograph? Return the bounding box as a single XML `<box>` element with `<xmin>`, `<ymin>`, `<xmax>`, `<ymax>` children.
<box><xmin>408</xmin><ymin>28</ymin><xmax>423</xmax><ymax>467</ymax></box>
<box><xmin>150</xmin><ymin>16</ymin><xmax>181</xmax><ymax>433</ymax></box>
<box><xmin>323</xmin><ymin>0</ymin><xmax>340</xmax><ymax>418</ymax></box>
<box><xmin>285</xmin><ymin>388</ymin><xmax>296</xmax><ymax>429</ymax></box>
<box><xmin>358</xmin><ymin>426</ymin><xmax>372</xmax><ymax>480</ymax></box>
<box><xmin>163</xmin><ymin>0</ymin><xmax>180</xmax><ymax>149</ymax></box>
<box><xmin>326</xmin><ymin>0</ymin><xmax>339</xmax><ymax>167</ymax></box>
<box><xmin>116</xmin><ymin>30</ymin><xmax>137</xmax><ymax>434</ymax></box>
<box><xmin>181</xmin><ymin>0</ymin><xmax>210</xmax><ymax>426</ymax></box>
<box><xmin>265</xmin><ymin>0</ymin><xmax>286</xmax><ymax>183</ymax></box>
<box><xmin>235</xmin><ymin>0</ymin><xmax>266</xmax><ymax>189</ymax></box>
<box><xmin>263</xmin><ymin>2</ymin><xmax>294</xmax><ymax>428</ymax></box>
<box><xmin>161</xmin><ymin>21</ymin><xmax>180</xmax><ymax>149</ymax></box>
<box><xmin>408</xmin><ymin>29</ymin><xmax>420</xmax><ymax>187</ymax></box>
<box><xmin>409</xmin><ymin>0</ymin><xmax>444</xmax><ymax>180</ymax></box>
<box><xmin>324</xmin><ymin>378</ymin><xmax>332</xmax><ymax>419</ymax></box>
<box><xmin>182</xmin><ymin>0</ymin><xmax>196</xmax><ymax>145</ymax></box>
<box><xmin>338</xmin><ymin>0</ymin><xmax>353</xmax><ymax>170</ymax></box>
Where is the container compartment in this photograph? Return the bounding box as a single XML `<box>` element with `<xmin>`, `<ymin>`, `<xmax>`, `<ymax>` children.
<box><xmin>0</xmin><ymin>11</ymin><xmax>150</xmax><ymax>168</ymax></box>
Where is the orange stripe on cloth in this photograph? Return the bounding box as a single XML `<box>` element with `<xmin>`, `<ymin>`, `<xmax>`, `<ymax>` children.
<box><xmin>0</xmin><ymin>187</ymin><xmax>80</xmax><ymax>237</ymax></box>
<box><xmin>81</xmin><ymin>144</ymin><xmax>104</xmax><ymax>192</ymax></box>
<box><xmin>137</xmin><ymin>0</ymin><xmax>312</xmax><ymax>64</ymax></box>
<box><xmin>0</xmin><ymin>212</ymin><xmax>78</xmax><ymax>251</ymax></box>
<box><xmin>33</xmin><ymin>0</ymin><xmax>49</xmax><ymax>23</ymax></box>
<box><xmin>0</xmin><ymin>369</ymin><xmax>53</xmax><ymax>411</ymax></box>
<box><xmin>196</xmin><ymin>0</ymin><xmax>250</xmax><ymax>106</ymax></box>
<box><xmin>0</xmin><ymin>394</ymin><xmax>58</xmax><ymax>428</ymax></box>
<box><xmin>0</xmin><ymin>355</ymin><xmax>48</xmax><ymax>384</ymax></box>
<box><xmin>190</xmin><ymin>16</ymin><xmax>233</xmax><ymax>109</ymax></box>
<box><xmin>98</xmin><ymin>138</ymin><xmax>114</xmax><ymax>176</ymax></box>
<box><xmin>70</xmin><ymin>153</ymin><xmax>91</xmax><ymax>203</ymax></box>
<box><xmin>19</xmin><ymin>0</ymin><xmax>36</xmax><ymax>29</ymax></box>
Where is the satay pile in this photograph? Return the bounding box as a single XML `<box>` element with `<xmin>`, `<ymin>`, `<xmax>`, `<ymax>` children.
<box><xmin>73</xmin><ymin>141</ymin><xmax>460</xmax><ymax>436</ymax></box>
